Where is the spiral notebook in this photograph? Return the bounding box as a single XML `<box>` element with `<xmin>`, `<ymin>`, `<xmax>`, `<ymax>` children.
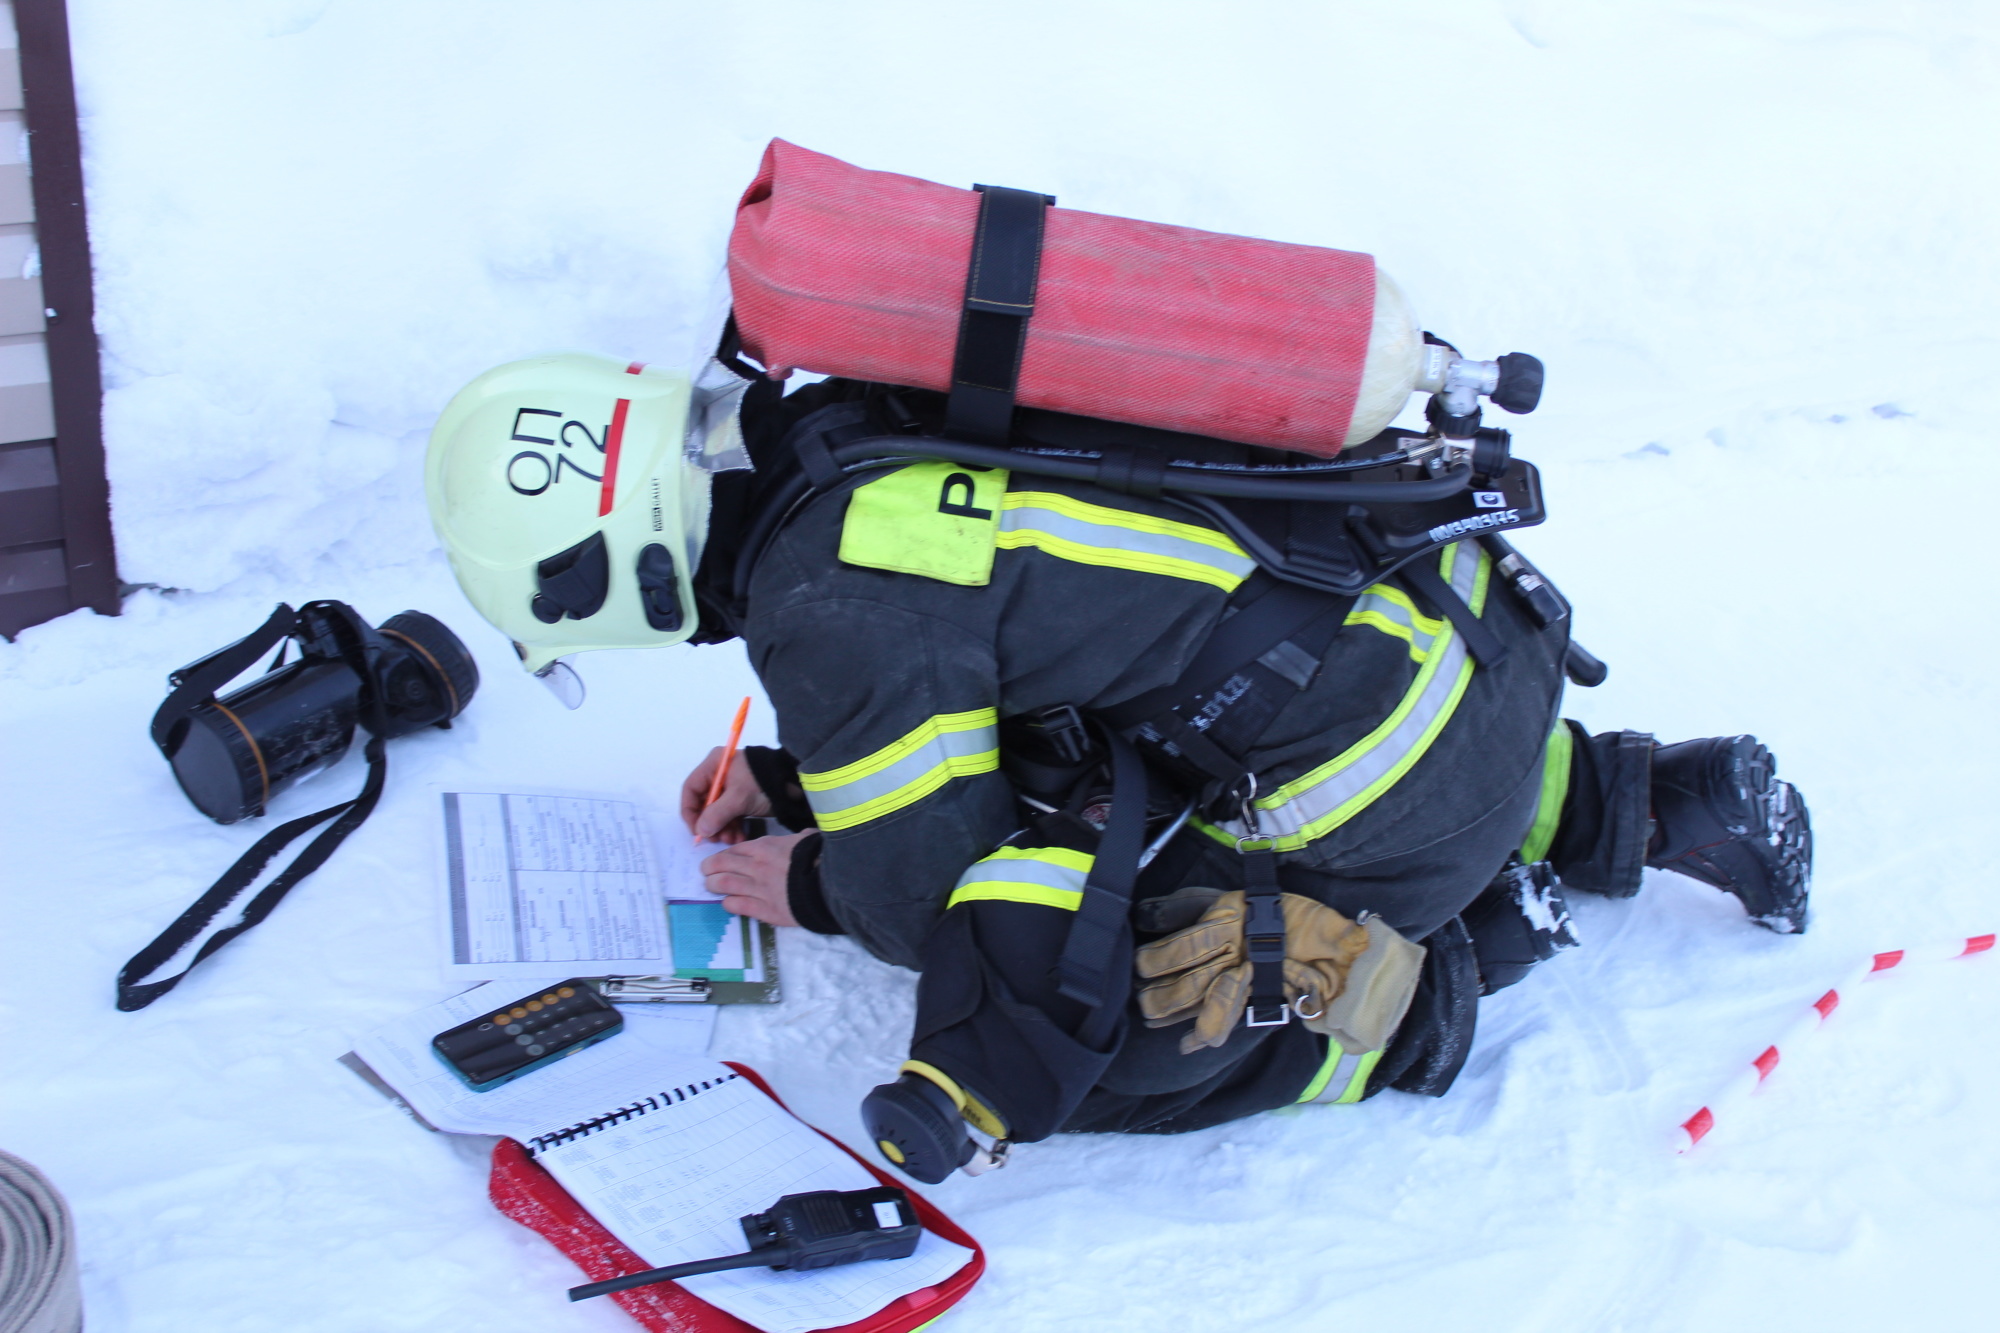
<box><xmin>347</xmin><ymin>993</ymin><xmax>970</xmax><ymax>1333</ymax></box>
<box><xmin>524</xmin><ymin>1066</ymin><xmax>968</xmax><ymax>1333</ymax></box>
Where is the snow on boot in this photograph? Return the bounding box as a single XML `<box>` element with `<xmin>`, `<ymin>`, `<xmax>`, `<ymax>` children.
<box><xmin>1463</xmin><ymin>860</ymin><xmax>1580</xmax><ymax>994</ymax></box>
<box><xmin>1646</xmin><ymin>735</ymin><xmax>1811</xmax><ymax>933</ymax></box>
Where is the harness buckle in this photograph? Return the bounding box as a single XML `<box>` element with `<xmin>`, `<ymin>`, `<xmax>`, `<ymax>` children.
<box><xmin>1023</xmin><ymin>703</ymin><xmax>1093</xmax><ymax>766</ymax></box>
<box><xmin>1244</xmin><ymin>1002</ymin><xmax>1292</xmax><ymax>1028</ymax></box>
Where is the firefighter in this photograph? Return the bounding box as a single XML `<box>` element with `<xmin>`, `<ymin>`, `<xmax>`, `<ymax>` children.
<box><xmin>427</xmin><ymin>353</ymin><xmax>1811</xmax><ymax>1183</ymax></box>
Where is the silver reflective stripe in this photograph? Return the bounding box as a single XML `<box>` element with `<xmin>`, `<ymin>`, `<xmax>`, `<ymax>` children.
<box><xmin>1206</xmin><ymin>543</ymin><xmax>1491</xmax><ymax>852</ymax></box>
<box><xmin>997</xmin><ymin>491</ymin><xmax>1257</xmax><ymax>591</ymax></box>
<box><xmin>1305</xmin><ymin>1049</ymin><xmax>1366</xmax><ymax>1103</ymax></box>
<box><xmin>946</xmin><ymin>846</ymin><xmax>1094</xmax><ymax>910</ymax></box>
<box><xmin>1346</xmin><ymin>585</ymin><xmax>1443</xmax><ymax>662</ymax></box>
<box><xmin>800</xmin><ymin>708</ymin><xmax>1000</xmax><ymax>832</ymax></box>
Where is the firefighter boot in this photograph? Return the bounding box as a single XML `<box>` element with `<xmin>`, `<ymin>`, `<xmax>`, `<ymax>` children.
<box><xmin>1646</xmin><ymin>735</ymin><xmax>1811</xmax><ymax>933</ymax></box>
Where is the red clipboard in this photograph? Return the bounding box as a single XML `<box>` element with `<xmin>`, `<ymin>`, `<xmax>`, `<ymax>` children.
<box><xmin>488</xmin><ymin>1062</ymin><xmax>985</xmax><ymax>1332</ymax></box>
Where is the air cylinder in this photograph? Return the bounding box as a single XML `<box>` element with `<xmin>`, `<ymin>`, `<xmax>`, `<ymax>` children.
<box><xmin>728</xmin><ymin>139</ymin><xmax>1428</xmax><ymax>457</ymax></box>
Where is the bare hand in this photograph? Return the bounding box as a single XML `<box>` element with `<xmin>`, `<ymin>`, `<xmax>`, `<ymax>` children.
<box><xmin>700</xmin><ymin>832</ymin><xmax>810</xmax><ymax>928</ymax></box>
<box><xmin>680</xmin><ymin>746</ymin><xmax>772</xmax><ymax>844</ymax></box>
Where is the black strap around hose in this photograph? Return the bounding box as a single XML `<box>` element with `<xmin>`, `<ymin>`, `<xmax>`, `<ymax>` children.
<box><xmin>1055</xmin><ymin>726</ymin><xmax>1147</xmax><ymax>1048</ymax></box>
<box><xmin>945</xmin><ymin>184</ymin><xmax>1054</xmax><ymax>444</ymax></box>
<box><xmin>116</xmin><ymin>736</ymin><xmax>388</xmax><ymax>1011</ymax></box>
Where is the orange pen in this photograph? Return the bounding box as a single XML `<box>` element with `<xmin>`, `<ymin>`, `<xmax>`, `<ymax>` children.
<box><xmin>695</xmin><ymin>696</ymin><xmax>753</xmax><ymax>844</ymax></box>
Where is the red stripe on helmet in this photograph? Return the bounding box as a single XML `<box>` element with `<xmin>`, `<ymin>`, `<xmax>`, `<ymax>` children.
<box><xmin>598</xmin><ymin>397</ymin><xmax>631</xmax><ymax>517</ymax></box>
<box><xmin>595</xmin><ymin>366</ymin><xmax>644</xmax><ymax>518</ymax></box>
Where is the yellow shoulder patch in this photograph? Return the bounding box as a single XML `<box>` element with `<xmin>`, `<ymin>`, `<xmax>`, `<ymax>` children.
<box><xmin>838</xmin><ymin>461</ymin><xmax>1009</xmax><ymax>586</ymax></box>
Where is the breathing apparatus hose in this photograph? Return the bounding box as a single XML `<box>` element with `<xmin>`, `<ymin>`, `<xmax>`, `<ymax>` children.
<box><xmin>826</xmin><ymin>437</ymin><xmax>1474</xmax><ymax>502</ymax></box>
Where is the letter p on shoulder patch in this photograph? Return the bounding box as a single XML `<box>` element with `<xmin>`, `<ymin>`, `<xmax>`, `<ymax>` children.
<box><xmin>838</xmin><ymin>461</ymin><xmax>1010</xmax><ymax>586</ymax></box>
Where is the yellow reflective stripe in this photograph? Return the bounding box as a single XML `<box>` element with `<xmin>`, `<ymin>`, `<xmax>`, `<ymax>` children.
<box><xmin>800</xmin><ymin>708</ymin><xmax>999</xmax><ymax>832</ymax></box>
<box><xmin>996</xmin><ymin>491</ymin><xmax>1254</xmax><ymax>591</ymax></box>
<box><xmin>946</xmin><ymin>845</ymin><xmax>1094</xmax><ymax>910</ymax></box>
<box><xmin>1519</xmin><ymin>721</ymin><xmax>1575</xmax><ymax>865</ymax></box>
<box><xmin>1298</xmin><ymin>1045</ymin><xmax>1384</xmax><ymax>1104</ymax></box>
<box><xmin>1197</xmin><ymin>543</ymin><xmax>1492</xmax><ymax>852</ymax></box>
<box><xmin>970</xmin><ymin>846</ymin><xmax>1095</xmax><ymax>871</ymax></box>
<box><xmin>1270</xmin><ymin>636</ymin><xmax>1464</xmax><ymax>810</ymax></box>
<box><xmin>948</xmin><ymin>884</ymin><xmax>1083</xmax><ymax>910</ymax></box>
<box><xmin>1344</xmin><ymin>583</ymin><xmax>1445</xmax><ymax>663</ymax></box>
<box><xmin>800</xmin><ymin>708</ymin><xmax>996</xmax><ymax>790</ymax></box>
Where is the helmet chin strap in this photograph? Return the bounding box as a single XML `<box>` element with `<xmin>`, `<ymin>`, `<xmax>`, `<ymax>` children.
<box><xmin>534</xmin><ymin>658</ymin><xmax>587</xmax><ymax>710</ymax></box>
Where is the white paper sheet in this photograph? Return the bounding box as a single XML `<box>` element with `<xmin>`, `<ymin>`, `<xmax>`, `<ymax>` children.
<box><xmin>442</xmin><ymin>791</ymin><xmax>670</xmax><ymax>977</ymax></box>
<box><xmin>438</xmin><ymin>789</ymin><xmax>769</xmax><ymax>984</ymax></box>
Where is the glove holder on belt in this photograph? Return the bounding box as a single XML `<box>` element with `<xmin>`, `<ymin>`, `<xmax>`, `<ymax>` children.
<box><xmin>1239</xmin><ymin>841</ymin><xmax>1290</xmax><ymax>1028</ymax></box>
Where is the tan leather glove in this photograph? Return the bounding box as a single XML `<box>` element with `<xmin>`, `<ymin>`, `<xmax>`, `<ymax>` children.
<box><xmin>1134</xmin><ymin>889</ymin><xmax>1424</xmax><ymax>1056</ymax></box>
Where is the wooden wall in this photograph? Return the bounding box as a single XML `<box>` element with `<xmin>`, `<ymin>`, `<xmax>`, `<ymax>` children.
<box><xmin>0</xmin><ymin>0</ymin><xmax>115</xmax><ymax>640</ymax></box>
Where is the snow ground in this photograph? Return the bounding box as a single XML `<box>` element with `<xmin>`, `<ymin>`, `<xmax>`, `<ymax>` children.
<box><xmin>4</xmin><ymin>2</ymin><xmax>1999</xmax><ymax>1330</ymax></box>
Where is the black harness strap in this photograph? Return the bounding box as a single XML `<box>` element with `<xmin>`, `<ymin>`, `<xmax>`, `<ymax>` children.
<box><xmin>945</xmin><ymin>184</ymin><xmax>1054</xmax><ymax>445</ymax></box>
<box><xmin>1055</xmin><ymin>726</ymin><xmax>1147</xmax><ymax>1049</ymax></box>
<box><xmin>1080</xmin><ymin>578</ymin><xmax>1356</xmax><ymax>1036</ymax></box>
<box><xmin>1240</xmin><ymin>836</ymin><xmax>1288</xmax><ymax>1028</ymax></box>
<box><xmin>123</xmin><ymin>602</ymin><xmax>399</xmax><ymax>1011</ymax></box>
<box><xmin>1114</xmin><ymin>581</ymin><xmax>1356</xmax><ymax>1031</ymax></box>
<box><xmin>1099</xmin><ymin>578</ymin><xmax>1357</xmax><ymax>736</ymax></box>
<box><xmin>151</xmin><ymin>604</ymin><xmax>300</xmax><ymax>763</ymax></box>
<box><xmin>117</xmin><ymin>736</ymin><xmax>387</xmax><ymax>1011</ymax></box>
<box><xmin>1400</xmin><ymin>558</ymin><xmax>1508</xmax><ymax>669</ymax></box>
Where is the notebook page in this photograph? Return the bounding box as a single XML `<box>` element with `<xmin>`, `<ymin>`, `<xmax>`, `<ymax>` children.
<box><xmin>347</xmin><ymin>984</ymin><xmax>717</xmax><ymax>1137</ymax></box>
<box><xmin>535</xmin><ymin>1074</ymin><xmax>971</xmax><ymax>1333</ymax></box>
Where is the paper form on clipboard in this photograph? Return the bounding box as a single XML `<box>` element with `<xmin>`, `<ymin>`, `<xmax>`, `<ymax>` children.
<box><xmin>437</xmin><ymin>789</ymin><xmax>769</xmax><ymax>993</ymax></box>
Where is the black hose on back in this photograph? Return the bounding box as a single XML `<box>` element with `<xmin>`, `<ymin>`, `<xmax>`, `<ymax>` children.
<box><xmin>827</xmin><ymin>437</ymin><xmax>1472</xmax><ymax>503</ymax></box>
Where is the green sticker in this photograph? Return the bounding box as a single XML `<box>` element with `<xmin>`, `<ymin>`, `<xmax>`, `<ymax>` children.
<box><xmin>839</xmin><ymin>461</ymin><xmax>1008</xmax><ymax>586</ymax></box>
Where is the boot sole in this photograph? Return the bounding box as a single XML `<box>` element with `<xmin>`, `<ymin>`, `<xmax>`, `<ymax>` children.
<box><xmin>1651</xmin><ymin>736</ymin><xmax>1811</xmax><ymax>933</ymax></box>
<box><xmin>1705</xmin><ymin>735</ymin><xmax>1775</xmax><ymax>837</ymax></box>
<box><xmin>1670</xmin><ymin>777</ymin><xmax>1811</xmax><ymax>933</ymax></box>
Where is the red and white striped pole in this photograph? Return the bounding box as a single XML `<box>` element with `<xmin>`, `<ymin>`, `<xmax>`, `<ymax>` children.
<box><xmin>1675</xmin><ymin>933</ymin><xmax>1995</xmax><ymax>1153</ymax></box>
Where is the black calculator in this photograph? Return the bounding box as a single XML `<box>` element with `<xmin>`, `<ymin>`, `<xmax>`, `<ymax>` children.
<box><xmin>431</xmin><ymin>979</ymin><xmax>623</xmax><ymax>1091</ymax></box>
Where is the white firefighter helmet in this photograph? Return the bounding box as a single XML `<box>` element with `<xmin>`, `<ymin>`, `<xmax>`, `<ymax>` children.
<box><xmin>426</xmin><ymin>352</ymin><xmax>741</xmax><ymax>680</ymax></box>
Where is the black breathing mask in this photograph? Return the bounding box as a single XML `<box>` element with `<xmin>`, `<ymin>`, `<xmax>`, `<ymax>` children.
<box><xmin>120</xmin><ymin>602</ymin><xmax>479</xmax><ymax>1010</ymax></box>
<box><xmin>152</xmin><ymin>601</ymin><xmax>478</xmax><ymax>823</ymax></box>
